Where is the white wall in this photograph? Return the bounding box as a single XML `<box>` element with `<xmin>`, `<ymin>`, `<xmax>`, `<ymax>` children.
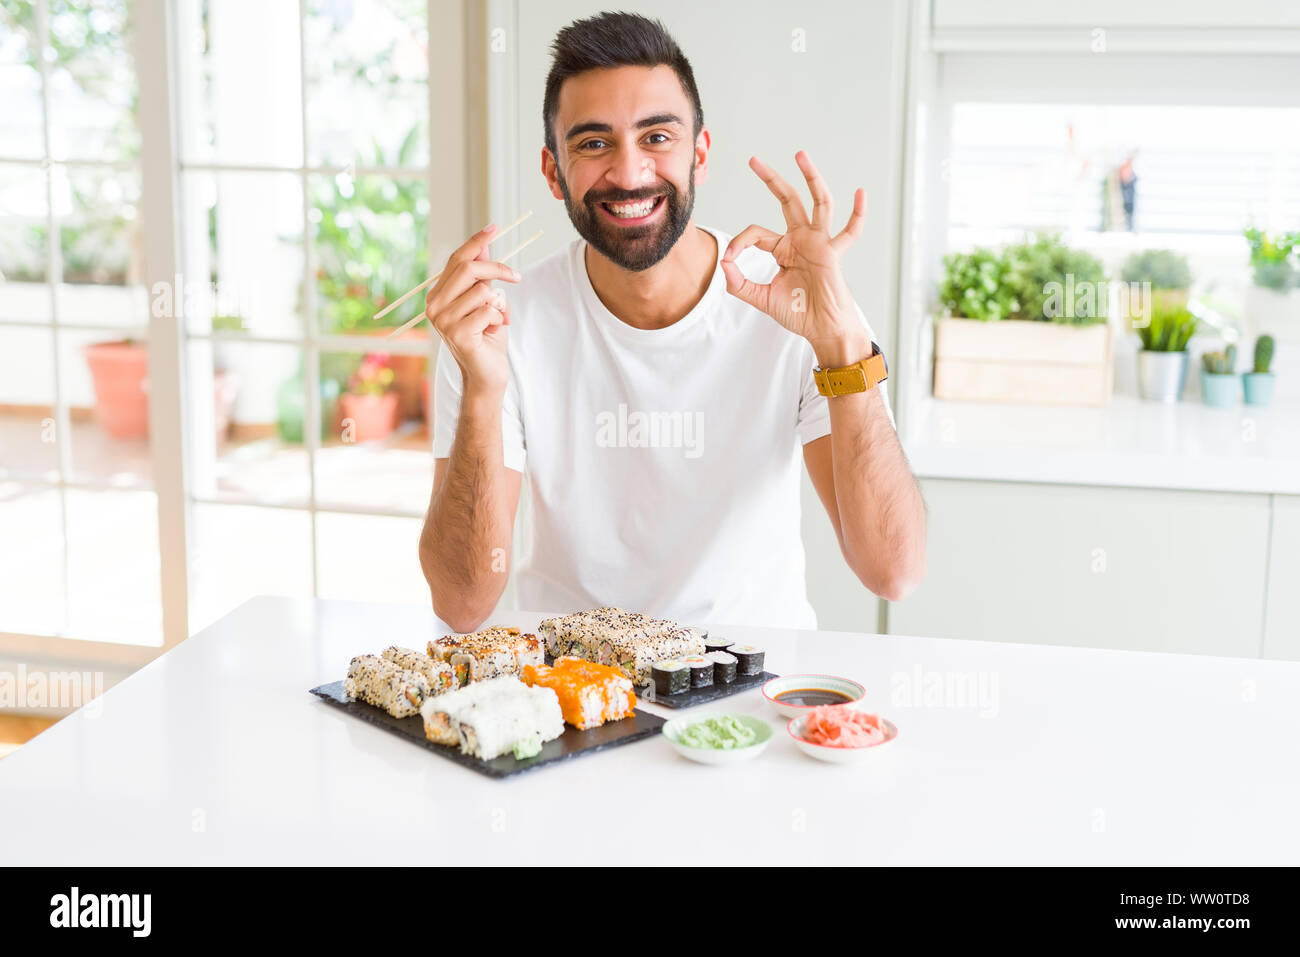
<box><xmin>493</xmin><ymin>0</ymin><xmax>912</xmax><ymax>631</ymax></box>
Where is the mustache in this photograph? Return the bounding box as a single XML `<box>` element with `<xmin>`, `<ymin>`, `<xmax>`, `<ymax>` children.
<box><xmin>585</xmin><ymin>185</ymin><xmax>673</xmax><ymax>205</ymax></box>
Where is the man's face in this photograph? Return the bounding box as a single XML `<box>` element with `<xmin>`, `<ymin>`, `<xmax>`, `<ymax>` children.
<box><xmin>545</xmin><ymin>64</ymin><xmax>707</xmax><ymax>272</ymax></box>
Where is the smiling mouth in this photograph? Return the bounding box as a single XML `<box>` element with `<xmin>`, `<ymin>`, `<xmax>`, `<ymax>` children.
<box><xmin>596</xmin><ymin>195</ymin><xmax>665</xmax><ymax>223</ymax></box>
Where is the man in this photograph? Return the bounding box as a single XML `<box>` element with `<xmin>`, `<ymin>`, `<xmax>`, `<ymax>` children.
<box><xmin>420</xmin><ymin>11</ymin><xmax>925</xmax><ymax>633</ymax></box>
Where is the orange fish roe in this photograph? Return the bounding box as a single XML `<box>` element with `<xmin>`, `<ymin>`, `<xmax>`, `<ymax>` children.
<box><xmin>522</xmin><ymin>656</ymin><xmax>637</xmax><ymax>730</ymax></box>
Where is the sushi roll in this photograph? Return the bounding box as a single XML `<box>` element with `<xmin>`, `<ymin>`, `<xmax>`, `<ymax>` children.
<box><xmin>682</xmin><ymin>654</ymin><xmax>714</xmax><ymax>689</ymax></box>
<box><xmin>650</xmin><ymin>659</ymin><xmax>690</xmax><ymax>696</ymax></box>
<box><xmin>345</xmin><ymin>654</ymin><xmax>431</xmax><ymax>718</ymax></box>
<box><xmin>382</xmin><ymin>645</ymin><xmax>455</xmax><ymax>695</ymax></box>
<box><xmin>728</xmin><ymin>644</ymin><xmax>765</xmax><ymax>676</ymax></box>
<box><xmin>706</xmin><ymin>650</ymin><xmax>738</xmax><ymax>684</ymax></box>
<box><xmin>522</xmin><ymin>657</ymin><xmax>636</xmax><ymax>729</ymax></box>
<box><xmin>419</xmin><ymin>676</ymin><xmax>565</xmax><ymax>760</ymax></box>
<box><xmin>429</xmin><ymin>626</ymin><xmax>543</xmax><ymax>685</ymax></box>
<box><xmin>703</xmin><ymin>635</ymin><xmax>733</xmax><ymax>654</ymax></box>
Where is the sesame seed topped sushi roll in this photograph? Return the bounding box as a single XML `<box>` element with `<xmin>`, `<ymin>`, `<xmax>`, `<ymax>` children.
<box><xmin>345</xmin><ymin>654</ymin><xmax>431</xmax><ymax>719</ymax></box>
<box><xmin>381</xmin><ymin>645</ymin><xmax>455</xmax><ymax>695</ymax></box>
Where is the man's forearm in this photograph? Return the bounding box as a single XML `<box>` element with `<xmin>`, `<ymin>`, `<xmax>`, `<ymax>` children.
<box><xmin>825</xmin><ymin>383</ymin><xmax>927</xmax><ymax>602</ymax></box>
<box><xmin>420</xmin><ymin>390</ymin><xmax>513</xmax><ymax>630</ymax></box>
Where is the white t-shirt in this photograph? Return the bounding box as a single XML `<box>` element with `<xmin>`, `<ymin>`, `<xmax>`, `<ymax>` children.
<box><xmin>433</xmin><ymin>225</ymin><xmax>894</xmax><ymax>630</ymax></box>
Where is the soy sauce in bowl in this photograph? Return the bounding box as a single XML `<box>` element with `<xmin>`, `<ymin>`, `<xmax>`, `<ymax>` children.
<box><xmin>774</xmin><ymin>688</ymin><xmax>854</xmax><ymax>707</ymax></box>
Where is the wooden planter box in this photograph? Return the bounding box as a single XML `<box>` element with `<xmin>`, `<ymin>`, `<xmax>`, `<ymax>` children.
<box><xmin>933</xmin><ymin>317</ymin><xmax>1113</xmax><ymax>407</ymax></box>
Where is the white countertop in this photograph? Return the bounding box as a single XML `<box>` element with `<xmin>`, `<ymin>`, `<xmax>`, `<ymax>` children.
<box><xmin>904</xmin><ymin>393</ymin><xmax>1300</xmax><ymax>495</ymax></box>
<box><xmin>3</xmin><ymin>596</ymin><xmax>1298</xmax><ymax>865</ymax></box>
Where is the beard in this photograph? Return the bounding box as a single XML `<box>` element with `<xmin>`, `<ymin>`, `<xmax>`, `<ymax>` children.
<box><xmin>557</xmin><ymin>165</ymin><xmax>695</xmax><ymax>272</ymax></box>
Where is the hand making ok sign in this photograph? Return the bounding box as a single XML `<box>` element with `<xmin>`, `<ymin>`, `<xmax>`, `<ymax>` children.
<box><xmin>721</xmin><ymin>151</ymin><xmax>871</xmax><ymax>367</ymax></box>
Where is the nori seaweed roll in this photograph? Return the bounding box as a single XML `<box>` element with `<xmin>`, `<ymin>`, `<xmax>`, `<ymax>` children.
<box><xmin>683</xmin><ymin>654</ymin><xmax>714</xmax><ymax>688</ymax></box>
<box><xmin>706</xmin><ymin>650</ymin><xmax>737</xmax><ymax>683</ymax></box>
<box><xmin>728</xmin><ymin>645</ymin><xmax>765</xmax><ymax>676</ymax></box>
<box><xmin>651</xmin><ymin>659</ymin><xmax>690</xmax><ymax>696</ymax></box>
<box><xmin>704</xmin><ymin>634</ymin><xmax>733</xmax><ymax>654</ymax></box>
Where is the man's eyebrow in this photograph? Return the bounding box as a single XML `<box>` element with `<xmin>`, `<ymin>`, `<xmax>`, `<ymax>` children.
<box><xmin>564</xmin><ymin>113</ymin><xmax>685</xmax><ymax>141</ymax></box>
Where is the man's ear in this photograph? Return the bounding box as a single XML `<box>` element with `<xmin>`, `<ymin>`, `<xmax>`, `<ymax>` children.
<box><xmin>693</xmin><ymin>126</ymin><xmax>711</xmax><ymax>187</ymax></box>
<box><xmin>541</xmin><ymin>146</ymin><xmax>564</xmax><ymax>200</ymax></box>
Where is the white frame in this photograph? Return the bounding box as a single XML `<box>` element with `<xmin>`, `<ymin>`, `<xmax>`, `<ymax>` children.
<box><xmin>0</xmin><ymin>0</ymin><xmax>480</xmax><ymax>676</ymax></box>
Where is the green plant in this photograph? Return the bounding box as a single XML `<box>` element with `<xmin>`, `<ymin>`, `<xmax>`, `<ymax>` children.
<box><xmin>1136</xmin><ymin>299</ymin><xmax>1198</xmax><ymax>352</ymax></box>
<box><xmin>1253</xmin><ymin>335</ymin><xmax>1275</xmax><ymax>374</ymax></box>
<box><xmin>1119</xmin><ymin>249</ymin><xmax>1192</xmax><ymax>291</ymax></box>
<box><xmin>1003</xmin><ymin>234</ymin><xmax>1108</xmax><ymax>325</ymax></box>
<box><xmin>312</xmin><ymin>128</ymin><xmax>429</xmax><ymax>336</ymax></box>
<box><xmin>1243</xmin><ymin>227</ymin><xmax>1299</xmax><ymax>291</ymax></box>
<box><xmin>211</xmin><ymin>314</ymin><xmax>246</xmax><ymax>333</ymax></box>
<box><xmin>1201</xmin><ymin>344</ymin><xmax>1237</xmax><ymax>375</ymax></box>
<box><xmin>938</xmin><ymin>247</ymin><xmax>1020</xmax><ymax>321</ymax></box>
<box><xmin>2</xmin><ymin>2</ymin><xmax>140</xmax><ymax>285</ymax></box>
<box><xmin>346</xmin><ymin>353</ymin><xmax>395</xmax><ymax>396</ymax></box>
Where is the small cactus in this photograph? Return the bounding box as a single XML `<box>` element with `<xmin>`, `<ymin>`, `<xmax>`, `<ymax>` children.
<box><xmin>1202</xmin><ymin>343</ymin><xmax>1237</xmax><ymax>375</ymax></box>
<box><xmin>1254</xmin><ymin>335</ymin><xmax>1275</xmax><ymax>374</ymax></box>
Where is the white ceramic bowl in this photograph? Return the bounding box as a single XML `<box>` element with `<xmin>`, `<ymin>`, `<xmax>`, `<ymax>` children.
<box><xmin>761</xmin><ymin>674</ymin><xmax>867</xmax><ymax>719</ymax></box>
<box><xmin>787</xmin><ymin>714</ymin><xmax>898</xmax><ymax>765</ymax></box>
<box><xmin>662</xmin><ymin>713</ymin><xmax>773</xmax><ymax>766</ymax></box>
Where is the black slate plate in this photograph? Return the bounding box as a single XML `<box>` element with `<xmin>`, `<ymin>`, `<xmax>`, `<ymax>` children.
<box><xmin>310</xmin><ymin>680</ymin><xmax>665</xmax><ymax>779</ymax></box>
<box><xmin>637</xmin><ymin>670</ymin><xmax>779</xmax><ymax>709</ymax></box>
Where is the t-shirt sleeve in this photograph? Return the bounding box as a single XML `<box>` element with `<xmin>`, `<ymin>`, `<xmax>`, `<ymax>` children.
<box><xmin>431</xmin><ymin>344</ymin><xmax>526</xmax><ymax>473</ymax></box>
<box><xmin>796</xmin><ymin>301</ymin><xmax>897</xmax><ymax>445</ymax></box>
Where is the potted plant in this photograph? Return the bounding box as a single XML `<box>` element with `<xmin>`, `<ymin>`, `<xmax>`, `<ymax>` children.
<box><xmin>1118</xmin><ymin>248</ymin><xmax>1191</xmax><ymax>322</ymax></box>
<box><xmin>275</xmin><ymin>368</ymin><xmax>341</xmax><ymax>443</ymax></box>
<box><xmin>83</xmin><ymin>338</ymin><xmax>150</xmax><ymax>439</ymax></box>
<box><xmin>1243</xmin><ymin>227</ymin><xmax>1299</xmax><ymax>342</ymax></box>
<box><xmin>1135</xmin><ymin>298</ymin><xmax>1198</xmax><ymax>402</ymax></box>
<box><xmin>314</xmin><ymin>130</ymin><xmax>431</xmax><ymax>422</ymax></box>
<box><xmin>933</xmin><ymin>234</ymin><xmax>1112</xmax><ymax>406</ymax></box>
<box><xmin>84</xmin><ymin>333</ymin><xmax>242</xmax><ymax>442</ymax></box>
<box><xmin>1243</xmin><ymin>334</ymin><xmax>1276</xmax><ymax>406</ymax></box>
<box><xmin>1200</xmin><ymin>344</ymin><xmax>1239</xmax><ymax>407</ymax></box>
<box><xmin>338</xmin><ymin>353</ymin><xmax>399</xmax><ymax>442</ymax></box>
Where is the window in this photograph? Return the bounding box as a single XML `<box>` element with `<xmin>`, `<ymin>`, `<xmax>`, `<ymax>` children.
<box><xmin>1</xmin><ymin>0</ymin><xmax>461</xmax><ymax>655</ymax></box>
<box><xmin>0</xmin><ymin>0</ymin><xmax>161</xmax><ymax>645</ymax></box>
<box><xmin>177</xmin><ymin>0</ymin><xmax>437</xmax><ymax>632</ymax></box>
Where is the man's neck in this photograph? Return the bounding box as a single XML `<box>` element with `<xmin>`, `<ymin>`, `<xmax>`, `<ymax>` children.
<box><xmin>583</xmin><ymin>223</ymin><xmax>717</xmax><ymax>331</ymax></box>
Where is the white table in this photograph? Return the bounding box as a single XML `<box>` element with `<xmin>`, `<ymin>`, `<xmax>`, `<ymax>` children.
<box><xmin>3</xmin><ymin>596</ymin><xmax>1297</xmax><ymax>865</ymax></box>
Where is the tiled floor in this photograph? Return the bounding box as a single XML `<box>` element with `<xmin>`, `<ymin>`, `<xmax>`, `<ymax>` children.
<box><xmin>1</xmin><ymin>411</ymin><xmax>438</xmax><ymax>642</ymax></box>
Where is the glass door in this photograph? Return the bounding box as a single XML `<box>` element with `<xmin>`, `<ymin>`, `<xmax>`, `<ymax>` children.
<box><xmin>174</xmin><ymin>0</ymin><xmax>442</xmax><ymax>633</ymax></box>
<box><xmin>0</xmin><ymin>0</ymin><xmax>164</xmax><ymax>650</ymax></box>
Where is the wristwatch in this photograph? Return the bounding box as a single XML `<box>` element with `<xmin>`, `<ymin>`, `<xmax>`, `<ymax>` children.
<box><xmin>813</xmin><ymin>341</ymin><xmax>888</xmax><ymax>397</ymax></box>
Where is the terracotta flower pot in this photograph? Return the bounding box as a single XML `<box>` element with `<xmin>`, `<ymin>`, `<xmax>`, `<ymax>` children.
<box><xmin>367</xmin><ymin>327</ymin><xmax>429</xmax><ymax>421</ymax></box>
<box><xmin>84</xmin><ymin>340</ymin><xmax>240</xmax><ymax>442</ymax></box>
<box><xmin>83</xmin><ymin>340</ymin><xmax>149</xmax><ymax>439</ymax></box>
<box><xmin>338</xmin><ymin>391</ymin><xmax>400</xmax><ymax>443</ymax></box>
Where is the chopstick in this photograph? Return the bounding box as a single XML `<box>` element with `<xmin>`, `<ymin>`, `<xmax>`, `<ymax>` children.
<box><xmin>384</xmin><ymin>229</ymin><xmax>544</xmax><ymax>339</ymax></box>
<box><xmin>372</xmin><ymin>209</ymin><xmax>534</xmax><ymax>322</ymax></box>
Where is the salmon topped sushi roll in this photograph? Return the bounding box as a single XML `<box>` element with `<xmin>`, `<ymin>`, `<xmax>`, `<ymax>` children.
<box><xmin>522</xmin><ymin>656</ymin><xmax>636</xmax><ymax>730</ymax></box>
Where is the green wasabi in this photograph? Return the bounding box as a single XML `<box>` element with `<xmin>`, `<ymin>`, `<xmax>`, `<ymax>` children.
<box><xmin>513</xmin><ymin>737</ymin><xmax>542</xmax><ymax>760</ymax></box>
<box><xmin>677</xmin><ymin>715</ymin><xmax>756</xmax><ymax>750</ymax></box>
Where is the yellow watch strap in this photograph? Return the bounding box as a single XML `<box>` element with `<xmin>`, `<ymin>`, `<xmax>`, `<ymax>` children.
<box><xmin>814</xmin><ymin>345</ymin><xmax>888</xmax><ymax>397</ymax></box>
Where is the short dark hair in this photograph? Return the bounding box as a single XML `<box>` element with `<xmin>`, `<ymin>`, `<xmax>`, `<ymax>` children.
<box><xmin>543</xmin><ymin>11</ymin><xmax>703</xmax><ymax>157</ymax></box>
